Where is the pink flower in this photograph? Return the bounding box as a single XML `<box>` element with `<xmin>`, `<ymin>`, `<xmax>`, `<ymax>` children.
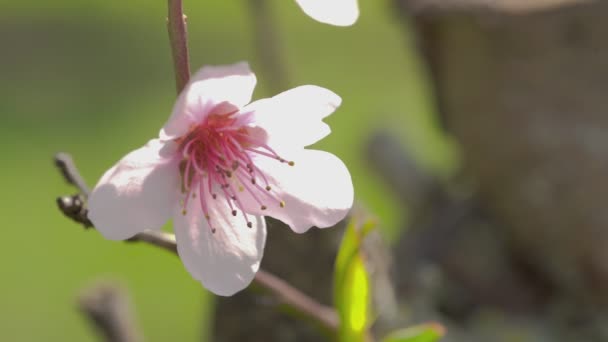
<box><xmin>88</xmin><ymin>62</ymin><xmax>354</xmax><ymax>296</ymax></box>
<box><xmin>295</xmin><ymin>0</ymin><xmax>359</xmax><ymax>26</ymax></box>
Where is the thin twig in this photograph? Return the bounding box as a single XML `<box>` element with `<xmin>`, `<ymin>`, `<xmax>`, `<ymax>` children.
<box><xmin>167</xmin><ymin>0</ymin><xmax>191</xmax><ymax>93</ymax></box>
<box><xmin>55</xmin><ymin>152</ymin><xmax>91</xmax><ymax>195</ymax></box>
<box><xmin>253</xmin><ymin>270</ymin><xmax>339</xmax><ymax>330</ymax></box>
<box><xmin>53</xmin><ymin>152</ymin><xmax>339</xmax><ymax>333</ymax></box>
<box><xmin>78</xmin><ymin>282</ymin><xmax>143</xmax><ymax>342</ymax></box>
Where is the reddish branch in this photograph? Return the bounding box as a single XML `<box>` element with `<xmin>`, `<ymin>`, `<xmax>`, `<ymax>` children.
<box><xmin>167</xmin><ymin>0</ymin><xmax>191</xmax><ymax>93</ymax></box>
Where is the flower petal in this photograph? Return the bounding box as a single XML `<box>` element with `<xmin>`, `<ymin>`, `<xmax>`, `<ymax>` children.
<box><xmin>160</xmin><ymin>62</ymin><xmax>257</xmax><ymax>140</ymax></box>
<box><xmin>173</xmin><ymin>188</ymin><xmax>267</xmax><ymax>296</ymax></box>
<box><xmin>295</xmin><ymin>0</ymin><xmax>359</xmax><ymax>26</ymax></box>
<box><xmin>88</xmin><ymin>139</ymin><xmax>180</xmax><ymax>240</ymax></box>
<box><xmin>243</xmin><ymin>149</ymin><xmax>353</xmax><ymax>233</ymax></box>
<box><xmin>244</xmin><ymin>85</ymin><xmax>341</xmax><ymax>148</ymax></box>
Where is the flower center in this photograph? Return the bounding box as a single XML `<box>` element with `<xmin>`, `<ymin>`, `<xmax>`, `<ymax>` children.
<box><xmin>177</xmin><ymin>108</ymin><xmax>292</xmax><ymax>233</ymax></box>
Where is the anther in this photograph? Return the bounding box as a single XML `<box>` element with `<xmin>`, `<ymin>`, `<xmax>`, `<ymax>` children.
<box><xmin>266</xmin><ymin>185</ymin><xmax>272</xmax><ymax>191</ymax></box>
<box><xmin>182</xmin><ymin>209</ymin><xmax>187</xmax><ymax>215</ymax></box>
<box><xmin>232</xmin><ymin>161</ymin><xmax>240</xmax><ymax>170</ymax></box>
<box><xmin>288</xmin><ymin>161</ymin><xmax>295</xmax><ymax>166</ymax></box>
<box><xmin>205</xmin><ymin>214</ymin><xmax>210</xmax><ymax>220</ymax></box>
<box><xmin>247</xmin><ymin>222</ymin><xmax>253</xmax><ymax>228</ymax></box>
<box><xmin>232</xmin><ymin>210</ymin><xmax>237</xmax><ymax>216</ymax></box>
<box><xmin>280</xmin><ymin>201</ymin><xmax>285</xmax><ymax>208</ymax></box>
<box><xmin>226</xmin><ymin>171</ymin><xmax>232</xmax><ymax>178</ymax></box>
<box><xmin>192</xmin><ymin>193</ymin><xmax>196</xmax><ymax>198</ymax></box>
<box><xmin>251</xmin><ymin>178</ymin><xmax>256</xmax><ymax>184</ymax></box>
<box><xmin>212</xmin><ymin>194</ymin><xmax>217</xmax><ymax>199</ymax></box>
<box><xmin>261</xmin><ymin>205</ymin><xmax>267</xmax><ymax>210</ymax></box>
<box><xmin>211</xmin><ymin>228</ymin><xmax>217</xmax><ymax>234</ymax></box>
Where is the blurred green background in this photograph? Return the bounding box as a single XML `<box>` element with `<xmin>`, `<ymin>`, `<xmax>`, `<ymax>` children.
<box><xmin>1</xmin><ymin>0</ymin><xmax>454</xmax><ymax>340</ymax></box>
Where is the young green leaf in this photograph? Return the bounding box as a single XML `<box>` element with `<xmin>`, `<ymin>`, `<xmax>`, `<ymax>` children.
<box><xmin>381</xmin><ymin>323</ymin><xmax>445</xmax><ymax>342</ymax></box>
<box><xmin>334</xmin><ymin>216</ymin><xmax>376</xmax><ymax>342</ymax></box>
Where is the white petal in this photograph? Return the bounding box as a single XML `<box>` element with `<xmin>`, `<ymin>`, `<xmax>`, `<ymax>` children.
<box><xmin>160</xmin><ymin>62</ymin><xmax>257</xmax><ymax>140</ymax></box>
<box><xmin>88</xmin><ymin>139</ymin><xmax>180</xmax><ymax>240</ymax></box>
<box><xmin>242</xmin><ymin>149</ymin><xmax>353</xmax><ymax>233</ymax></box>
<box><xmin>244</xmin><ymin>85</ymin><xmax>341</xmax><ymax>148</ymax></box>
<box><xmin>295</xmin><ymin>0</ymin><xmax>359</xmax><ymax>26</ymax></box>
<box><xmin>173</xmin><ymin>188</ymin><xmax>267</xmax><ymax>296</ymax></box>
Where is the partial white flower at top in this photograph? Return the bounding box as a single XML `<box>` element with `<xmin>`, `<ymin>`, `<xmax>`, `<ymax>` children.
<box><xmin>88</xmin><ymin>62</ymin><xmax>354</xmax><ymax>296</ymax></box>
<box><xmin>295</xmin><ymin>0</ymin><xmax>359</xmax><ymax>26</ymax></box>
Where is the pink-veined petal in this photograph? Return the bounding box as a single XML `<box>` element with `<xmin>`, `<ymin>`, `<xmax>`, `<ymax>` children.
<box><xmin>244</xmin><ymin>85</ymin><xmax>341</xmax><ymax>149</ymax></box>
<box><xmin>242</xmin><ymin>149</ymin><xmax>353</xmax><ymax>233</ymax></box>
<box><xmin>173</xmin><ymin>188</ymin><xmax>267</xmax><ymax>296</ymax></box>
<box><xmin>160</xmin><ymin>62</ymin><xmax>257</xmax><ymax>140</ymax></box>
<box><xmin>88</xmin><ymin>139</ymin><xmax>180</xmax><ymax>240</ymax></box>
<box><xmin>295</xmin><ymin>0</ymin><xmax>359</xmax><ymax>26</ymax></box>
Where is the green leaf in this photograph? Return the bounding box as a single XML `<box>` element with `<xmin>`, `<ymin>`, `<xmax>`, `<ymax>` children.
<box><xmin>334</xmin><ymin>216</ymin><xmax>376</xmax><ymax>342</ymax></box>
<box><xmin>381</xmin><ymin>323</ymin><xmax>446</xmax><ymax>342</ymax></box>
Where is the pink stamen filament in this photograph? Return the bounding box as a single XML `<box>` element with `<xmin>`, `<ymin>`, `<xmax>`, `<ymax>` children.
<box><xmin>198</xmin><ymin>176</ymin><xmax>216</xmax><ymax>233</ymax></box>
<box><xmin>182</xmin><ymin>158</ymin><xmax>192</xmax><ymax>192</ymax></box>
<box><xmin>178</xmin><ymin>112</ymin><xmax>291</xmax><ymax>232</ymax></box>
<box><xmin>213</xmin><ymin>169</ymin><xmax>237</xmax><ymax>215</ymax></box>
<box><xmin>225</xmin><ymin>179</ymin><xmax>253</xmax><ymax>228</ymax></box>
<box><xmin>246</xmin><ymin>147</ymin><xmax>282</xmax><ymax>161</ymax></box>
<box><xmin>234</xmin><ymin>171</ymin><xmax>266</xmax><ymax>210</ymax></box>
<box><xmin>225</xmin><ymin>136</ymin><xmax>273</xmax><ymax>188</ymax></box>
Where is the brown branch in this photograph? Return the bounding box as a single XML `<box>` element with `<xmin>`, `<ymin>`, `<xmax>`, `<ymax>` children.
<box><xmin>252</xmin><ymin>269</ymin><xmax>339</xmax><ymax>331</ymax></box>
<box><xmin>53</xmin><ymin>152</ymin><xmax>339</xmax><ymax>333</ymax></box>
<box><xmin>167</xmin><ymin>0</ymin><xmax>191</xmax><ymax>93</ymax></box>
<box><xmin>78</xmin><ymin>282</ymin><xmax>143</xmax><ymax>342</ymax></box>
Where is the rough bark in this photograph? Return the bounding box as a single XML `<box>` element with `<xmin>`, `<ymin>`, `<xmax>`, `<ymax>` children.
<box><xmin>388</xmin><ymin>0</ymin><xmax>608</xmax><ymax>340</ymax></box>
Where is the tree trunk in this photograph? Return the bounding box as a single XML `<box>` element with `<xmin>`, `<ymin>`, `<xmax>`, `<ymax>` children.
<box><xmin>400</xmin><ymin>0</ymin><xmax>608</xmax><ymax>304</ymax></box>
